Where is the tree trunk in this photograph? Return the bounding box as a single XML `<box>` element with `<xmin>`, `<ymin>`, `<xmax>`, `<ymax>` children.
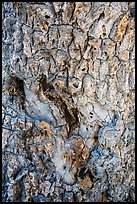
<box><xmin>2</xmin><ymin>2</ymin><xmax>135</xmax><ymax>202</ymax></box>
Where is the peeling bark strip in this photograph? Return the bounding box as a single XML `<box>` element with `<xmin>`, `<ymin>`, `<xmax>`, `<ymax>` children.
<box><xmin>2</xmin><ymin>2</ymin><xmax>135</xmax><ymax>202</ymax></box>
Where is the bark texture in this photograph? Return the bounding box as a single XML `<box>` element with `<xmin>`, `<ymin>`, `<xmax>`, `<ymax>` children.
<box><xmin>2</xmin><ymin>2</ymin><xmax>135</xmax><ymax>202</ymax></box>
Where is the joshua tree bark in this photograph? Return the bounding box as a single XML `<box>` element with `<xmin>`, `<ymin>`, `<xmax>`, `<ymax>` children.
<box><xmin>2</xmin><ymin>2</ymin><xmax>135</xmax><ymax>202</ymax></box>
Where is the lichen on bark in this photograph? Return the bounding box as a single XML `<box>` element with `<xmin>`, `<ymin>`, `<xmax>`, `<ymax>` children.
<box><xmin>2</xmin><ymin>2</ymin><xmax>135</xmax><ymax>202</ymax></box>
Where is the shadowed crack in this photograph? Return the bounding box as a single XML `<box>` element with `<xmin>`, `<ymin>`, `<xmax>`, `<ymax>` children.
<box><xmin>39</xmin><ymin>74</ymin><xmax>79</xmax><ymax>135</ymax></box>
<box><xmin>9</xmin><ymin>75</ymin><xmax>26</xmax><ymax>109</ymax></box>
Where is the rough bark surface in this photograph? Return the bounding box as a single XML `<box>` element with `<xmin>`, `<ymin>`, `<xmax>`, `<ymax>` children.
<box><xmin>2</xmin><ymin>2</ymin><xmax>135</xmax><ymax>202</ymax></box>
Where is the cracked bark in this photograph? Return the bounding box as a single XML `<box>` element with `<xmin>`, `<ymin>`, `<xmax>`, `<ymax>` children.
<box><xmin>2</xmin><ymin>2</ymin><xmax>135</xmax><ymax>202</ymax></box>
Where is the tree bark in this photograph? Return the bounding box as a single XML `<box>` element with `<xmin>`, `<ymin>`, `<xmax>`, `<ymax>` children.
<box><xmin>2</xmin><ymin>2</ymin><xmax>135</xmax><ymax>202</ymax></box>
